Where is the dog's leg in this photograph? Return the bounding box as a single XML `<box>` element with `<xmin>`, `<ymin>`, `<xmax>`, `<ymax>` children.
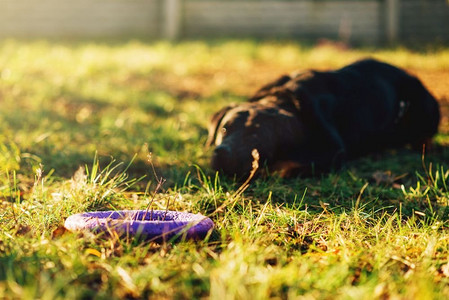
<box><xmin>270</xmin><ymin>160</ymin><xmax>304</xmax><ymax>178</ymax></box>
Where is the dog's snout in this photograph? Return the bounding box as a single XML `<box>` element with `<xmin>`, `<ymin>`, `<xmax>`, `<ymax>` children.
<box><xmin>211</xmin><ymin>144</ymin><xmax>233</xmax><ymax>171</ymax></box>
<box><xmin>212</xmin><ymin>144</ymin><xmax>231</xmax><ymax>161</ymax></box>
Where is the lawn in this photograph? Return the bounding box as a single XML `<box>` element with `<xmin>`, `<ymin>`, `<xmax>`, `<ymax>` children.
<box><xmin>0</xmin><ymin>39</ymin><xmax>449</xmax><ymax>299</ymax></box>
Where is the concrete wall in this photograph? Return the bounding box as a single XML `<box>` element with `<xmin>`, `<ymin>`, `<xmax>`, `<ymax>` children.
<box><xmin>0</xmin><ymin>0</ymin><xmax>161</xmax><ymax>38</ymax></box>
<box><xmin>400</xmin><ymin>0</ymin><xmax>449</xmax><ymax>43</ymax></box>
<box><xmin>184</xmin><ymin>1</ymin><xmax>382</xmax><ymax>44</ymax></box>
<box><xmin>0</xmin><ymin>0</ymin><xmax>448</xmax><ymax>44</ymax></box>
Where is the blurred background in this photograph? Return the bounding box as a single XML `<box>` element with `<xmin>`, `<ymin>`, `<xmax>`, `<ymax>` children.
<box><xmin>0</xmin><ymin>0</ymin><xmax>448</xmax><ymax>178</ymax></box>
<box><xmin>1</xmin><ymin>0</ymin><xmax>448</xmax><ymax>45</ymax></box>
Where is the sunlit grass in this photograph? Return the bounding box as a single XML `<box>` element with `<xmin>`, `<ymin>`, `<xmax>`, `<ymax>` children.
<box><xmin>0</xmin><ymin>39</ymin><xmax>448</xmax><ymax>299</ymax></box>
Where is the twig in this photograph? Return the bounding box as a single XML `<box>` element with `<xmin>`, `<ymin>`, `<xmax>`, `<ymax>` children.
<box><xmin>211</xmin><ymin>148</ymin><xmax>260</xmax><ymax>215</ymax></box>
<box><xmin>140</xmin><ymin>151</ymin><xmax>166</xmax><ymax>221</ymax></box>
<box><xmin>163</xmin><ymin>196</ymin><xmax>170</xmax><ymax>221</ymax></box>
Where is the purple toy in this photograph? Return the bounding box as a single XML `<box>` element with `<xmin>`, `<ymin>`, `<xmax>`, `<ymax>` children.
<box><xmin>64</xmin><ymin>210</ymin><xmax>214</xmax><ymax>242</ymax></box>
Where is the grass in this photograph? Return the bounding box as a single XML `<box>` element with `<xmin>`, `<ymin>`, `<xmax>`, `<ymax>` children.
<box><xmin>0</xmin><ymin>38</ymin><xmax>449</xmax><ymax>299</ymax></box>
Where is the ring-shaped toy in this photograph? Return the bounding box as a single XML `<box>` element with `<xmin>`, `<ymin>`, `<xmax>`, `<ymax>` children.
<box><xmin>64</xmin><ymin>210</ymin><xmax>214</xmax><ymax>242</ymax></box>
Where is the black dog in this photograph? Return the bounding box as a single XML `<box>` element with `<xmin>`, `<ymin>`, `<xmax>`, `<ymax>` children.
<box><xmin>207</xmin><ymin>59</ymin><xmax>440</xmax><ymax>178</ymax></box>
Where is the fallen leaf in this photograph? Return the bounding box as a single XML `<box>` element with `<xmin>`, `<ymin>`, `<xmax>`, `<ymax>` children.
<box><xmin>85</xmin><ymin>248</ymin><xmax>102</xmax><ymax>258</ymax></box>
<box><xmin>15</xmin><ymin>224</ymin><xmax>31</xmax><ymax>236</ymax></box>
<box><xmin>372</xmin><ymin>170</ymin><xmax>394</xmax><ymax>185</ymax></box>
<box><xmin>51</xmin><ymin>226</ymin><xmax>67</xmax><ymax>239</ymax></box>
<box><xmin>441</xmin><ymin>263</ymin><xmax>449</xmax><ymax>277</ymax></box>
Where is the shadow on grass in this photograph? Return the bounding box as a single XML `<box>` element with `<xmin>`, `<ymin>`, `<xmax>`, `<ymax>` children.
<box><xmin>234</xmin><ymin>144</ymin><xmax>449</xmax><ymax>221</ymax></box>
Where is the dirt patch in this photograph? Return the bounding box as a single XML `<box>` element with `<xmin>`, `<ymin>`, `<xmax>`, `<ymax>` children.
<box><xmin>409</xmin><ymin>69</ymin><xmax>449</xmax><ymax>101</ymax></box>
<box><xmin>411</xmin><ymin>69</ymin><xmax>449</xmax><ymax>134</ymax></box>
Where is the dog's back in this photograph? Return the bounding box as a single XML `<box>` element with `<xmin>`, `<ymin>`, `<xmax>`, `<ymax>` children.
<box><xmin>256</xmin><ymin>59</ymin><xmax>440</xmax><ymax>157</ymax></box>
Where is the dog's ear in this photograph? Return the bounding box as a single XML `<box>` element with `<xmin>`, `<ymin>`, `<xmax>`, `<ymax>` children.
<box><xmin>206</xmin><ymin>105</ymin><xmax>236</xmax><ymax>147</ymax></box>
<box><xmin>249</xmin><ymin>75</ymin><xmax>291</xmax><ymax>101</ymax></box>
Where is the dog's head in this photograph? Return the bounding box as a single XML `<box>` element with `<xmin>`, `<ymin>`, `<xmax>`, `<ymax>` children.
<box><xmin>207</xmin><ymin>100</ymin><xmax>304</xmax><ymax>178</ymax></box>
